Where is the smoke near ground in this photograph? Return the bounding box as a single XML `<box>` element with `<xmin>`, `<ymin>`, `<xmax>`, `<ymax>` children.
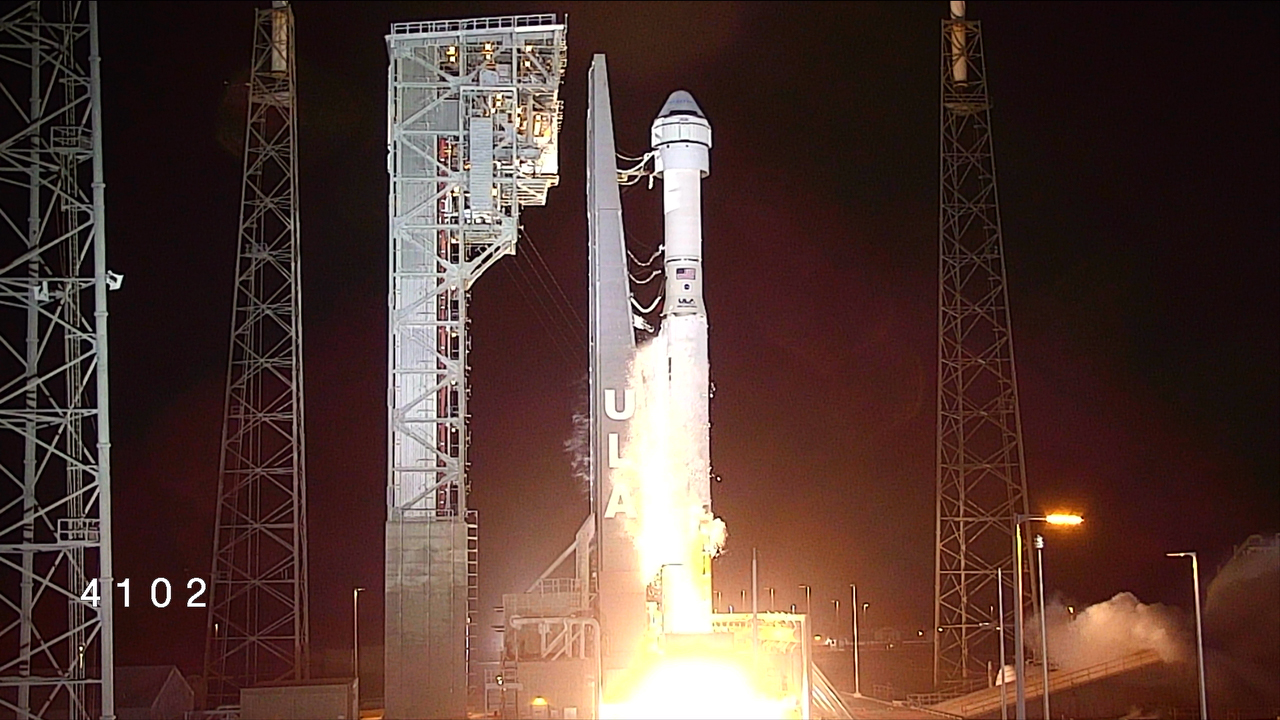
<box><xmin>1027</xmin><ymin>535</ymin><xmax>1278</xmax><ymax>715</ymax></box>
<box><xmin>1203</xmin><ymin>534</ymin><xmax>1280</xmax><ymax>713</ymax></box>
<box><xmin>1029</xmin><ymin>591</ymin><xmax>1192</xmax><ymax>671</ymax></box>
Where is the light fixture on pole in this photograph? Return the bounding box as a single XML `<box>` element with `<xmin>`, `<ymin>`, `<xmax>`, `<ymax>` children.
<box><xmin>1012</xmin><ymin>513</ymin><xmax>1082</xmax><ymax>720</ymax></box>
<box><xmin>1168</xmin><ymin>551</ymin><xmax>1208</xmax><ymax>720</ymax></box>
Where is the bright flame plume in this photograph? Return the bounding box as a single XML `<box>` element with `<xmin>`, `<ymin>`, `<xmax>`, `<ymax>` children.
<box><xmin>600</xmin><ymin>656</ymin><xmax>795</xmax><ymax>720</ymax></box>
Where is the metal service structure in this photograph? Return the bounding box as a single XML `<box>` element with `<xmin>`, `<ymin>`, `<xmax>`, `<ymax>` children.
<box><xmin>0</xmin><ymin>2</ymin><xmax>115</xmax><ymax>718</ymax></box>
<box><xmin>383</xmin><ymin>15</ymin><xmax>566</xmax><ymax>719</ymax></box>
<box><xmin>933</xmin><ymin>0</ymin><xmax>1033</xmax><ymax>692</ymax></box>
<box><xmin>204</xmin><ymin>1</ymin><xmax>309</xmax><ymax>709</ymax></box>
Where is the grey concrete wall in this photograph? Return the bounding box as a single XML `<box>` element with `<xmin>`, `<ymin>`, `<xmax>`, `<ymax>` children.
<box><xmin>385</xmin><ymin>518</ymin><xmax>469</xmax><ymax>719</ymax></box>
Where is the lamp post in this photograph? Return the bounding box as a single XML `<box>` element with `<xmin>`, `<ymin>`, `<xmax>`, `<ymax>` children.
<box><xmin>714</xmin><ymin>590</ymin><xmax>722</xmax><ymax>613</ymax></box>
<box><xmin>1168</xmin><ymin>551</ymin><xmax>1208</xmax><ymax>720</ymax></box>
<box><xmin>849</xmin><ymin>584</ymin><xmax>862</xmax><ymax>697</ymax></box>
<box><xmin>799</xmin><ymin>584</ymin><xmax>812</xmax><ymax>618</ymax></box>
<box><xmin>765</xmin><ymin>586</ymin><xmax>775</xmax><ymax>612</ymax></box>
<box><xmin>353</xmin><ymin>587</ymin><xmax>365</xmax><ymax>687</ymax></box>
<box><xmin>1034</xmin><ymin>535</ymin><xmax>1050</xmax><ymax>720</ymax></box>
<box><xmin>997</xmin><ymin>569</ymin><xmax>1007</xmax><ymax>720</ymax></box>
<box><xmin>1012</xmin><ymin>513</ymin><xmax>1082</xmax><ymax>720</ymax></box>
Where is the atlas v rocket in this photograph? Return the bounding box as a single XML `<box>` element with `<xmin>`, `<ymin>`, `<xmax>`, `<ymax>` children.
<box><xmin>587</xmin><ymin>53</ymin><xmax>715</xmax><ymax>694</ymax></box>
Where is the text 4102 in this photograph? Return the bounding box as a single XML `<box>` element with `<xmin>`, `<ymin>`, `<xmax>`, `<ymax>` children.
<box><xmin>80</xmin><ymin>578</ymin><xmax>207</xmax><ymax>608</ymax></box>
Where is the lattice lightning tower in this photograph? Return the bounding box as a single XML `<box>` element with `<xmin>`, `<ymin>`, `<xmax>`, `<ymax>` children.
<box><xmin>384</xmin><ymin>15</ymin><xmax>565</xmax><ymax>719</ymax></box>
<box><xmin>0</xmin><ymin>3</ymin><xmax>115</xmax><ymax>718</ymax></box>
<box><xmin>203</xmin><ymin>2</ymin><xmax>308</xmax><ymax>708</ymax></box>
<box><xmin>933</xmin><ymin>2</ymin><xmax>1032</xmax><ymax>690</ymax></box>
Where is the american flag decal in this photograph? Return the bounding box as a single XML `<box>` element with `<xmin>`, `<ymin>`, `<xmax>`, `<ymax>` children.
<box><xmin>675</xmin><ymin>267</ymin><xmax>696</xmax><ymax>280</ymax></box>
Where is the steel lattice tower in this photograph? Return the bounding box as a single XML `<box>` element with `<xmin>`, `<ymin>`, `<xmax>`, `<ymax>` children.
<box><xmin>0</xmin><ymin>3</ymin><xmax>115</xmax><ymax>718</ymax></box>
<box><xmin>203</xmin><ymin>2</ymin><xmax>308</xmax><ymax>709</ymax></box>
<box><xmin>384</xmin><ymin>16</ymin><xmax>565</xmax><ymax>718</ymax></box>
<box><xmin>933</xmin><ymin>2</ymin><xmax>1032</xmax><ymax>690</ymax></box>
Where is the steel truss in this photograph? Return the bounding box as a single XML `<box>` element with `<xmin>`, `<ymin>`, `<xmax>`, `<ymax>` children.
<box><xmin>385</xmin><ymin>14</ymin><xmax>564</xmax><ymax>718</ymax></box>
<box><xmin>933</xmin><ymin>11</ymin><xmax>1033</xmax><ymax>690</ymax></box>
<box><xmin>0</xmin><ymin>2</ymin><xmax>114</xmax><ymax>718</ymax></box>
<box><xmin>203</xmin><ymin>2</ymin><xmax>307</xmax><ymax>709</ymax></box>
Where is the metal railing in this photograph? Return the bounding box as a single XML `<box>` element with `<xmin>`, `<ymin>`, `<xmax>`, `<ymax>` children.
<box><xmin>932</xmin><ymin>649</ymin><xmax>1164</xmax><ymax>717</ymax></box>
<box><xmin>391</xmin><ymin>15</ymin><xmax>560</xmax><ymax>37</ymax></box>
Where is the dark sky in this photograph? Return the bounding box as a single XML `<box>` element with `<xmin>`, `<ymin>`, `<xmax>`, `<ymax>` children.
<box><xmin>100</xmin><ymin>1</ymin><xmax>1278</xmax><ymax>674</ymax></box>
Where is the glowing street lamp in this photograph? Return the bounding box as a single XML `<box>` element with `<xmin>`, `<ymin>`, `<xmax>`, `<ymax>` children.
<box><xmin>1044</xmin><ymin>514</ymin><xmax>1083</xmax><ymax>526</ymax></box>
<box><xmin>1167</xmin><ymin>551</ymin><xmax>1208</xmax><ymax>720</ymax></box>
<box><xmin>1012</xmin><ymin>513</ymin><xmax>1082</xmax><ymax>720</ymax></box>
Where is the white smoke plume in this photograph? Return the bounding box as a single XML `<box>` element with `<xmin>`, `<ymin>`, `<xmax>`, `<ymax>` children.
<box><xmin>1203</xmin><ymin>534</ymin><xmax>1279</xmax><ymax>709</ymax></box>
<box><xmin>1028</xmin><ymin>591</ymin><xmax>1192</xmax><ymax>671</ymax></box>
<box><xmin>564</xmin><ymin>408</ymin><xmax>591</xmax><ymax>494</ymax></box>
<box><xmin>614</xmin><ymin>331</ymin><xmax>728</xmax><ymax>583</ymax></box>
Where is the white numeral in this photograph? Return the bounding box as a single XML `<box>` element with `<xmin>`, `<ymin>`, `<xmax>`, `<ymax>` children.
<box><xmin>187</xmin><ymin>578</ymin><xmax>207</xmax><ymax>608</ymax></box>
<box><xmin>151</xmin><ymin>578</ymin><xmax>172</xmax><ymax>608</ymax></box>
<box><xmin>119</xmin><ymin>578</ymin><xmax>131</xmax><ymax>607</ymax></box>
<box><xmin>80</xmin><ymin>579</ymin><xmax>100</xmax><ymax>608</ymax></box>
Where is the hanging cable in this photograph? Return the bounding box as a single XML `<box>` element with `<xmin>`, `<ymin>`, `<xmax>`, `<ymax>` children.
<box><xmin>520</xmin><ymin>226</ymin><xmax>587</xmax><ymax>337</ymax></box>
<box><xmin>505</xmin><ymin>254</ymin><xmax>583</xmax><ymax>365</ymax></box>
<box><xmin>628</xmin><ymin>268</ymin><xmax>662</xmax><ymax>285</ymax></box>
<box><xmin>617</xmin><ymin>150</ymin><xmax>657</xmax><ymax>186</ymax></box>
<box><xmin>631</xmin><ymin>294</ymin><xmax>662</xmax><ymax>314</ymax></box>
<box><xmin>627</xmin><ymin>245</ymin><xmax>663</xmax><ymax>268</ymax></box>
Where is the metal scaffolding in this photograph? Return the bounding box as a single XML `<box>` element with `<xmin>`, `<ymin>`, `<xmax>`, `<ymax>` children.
<box><xmin>933</xmin><ymin>5</ymin><xmax>1032</xmax><ymax>690</ymax></box>
<box><xmin>384</xmin><ymin>15</ymin><xmax>565</xmax><ymax>718</ymax></box>
<box><xmin>0</xmin><ymin>2</ymin><xmax>114</xmax><ymax>718</ymax></box>
<box><xmin>203</xmin><ymin>2</ymin><xmax>308</xmax><ymax>709</ymax></box>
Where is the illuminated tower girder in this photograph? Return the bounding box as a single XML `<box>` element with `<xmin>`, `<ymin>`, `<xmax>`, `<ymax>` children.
<box><xmin>384</xmin><ymin>15</ymin><xmax>565</xmax><ymax>719</ymax></box>
<box><xmin>933</xmin><ymin>3</ymin><xmax>1032</xmax><ymax>690</ymax></box>
<box><xmin>0</xmin><ymin>3</ymin><xmax>115</xmax><ymax>718</ymax></box>
<box><xmin>203</xmin><ymin>2</ymin><xmax>308</xmax><ymax>708</ymax></box>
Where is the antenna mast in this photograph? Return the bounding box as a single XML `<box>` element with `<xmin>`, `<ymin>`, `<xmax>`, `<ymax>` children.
<box><xmin>934</xmin><ymin>0</ymin><xmax>1033</xmax><ymax>691</ymax></box>
<box><xmin>204</xmin><ymin>2</ymin><xmax>308</xmax><ymax>708</ymax></box>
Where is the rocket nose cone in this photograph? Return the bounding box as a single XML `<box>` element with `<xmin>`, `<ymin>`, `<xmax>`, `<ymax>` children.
<box><xmin>657</xmin><ymin>90</ymin><xmax>705</xmax><ymax>119</ymax></box>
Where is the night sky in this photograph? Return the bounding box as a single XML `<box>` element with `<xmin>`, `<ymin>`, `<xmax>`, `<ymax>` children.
<box><xmin>99</xmin><ymin>1</ymin><xmax>1277</xmax><ymax>676</ymax></box>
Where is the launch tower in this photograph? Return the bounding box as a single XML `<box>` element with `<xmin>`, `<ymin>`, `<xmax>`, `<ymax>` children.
<box><xmin>933</xmin><ymin>0</ymin><xmax>1032</xmax><ymax>691</ymax></box>
<box><xmin>204</xmin><ymin>1</ymin><xmax>309</xmax><ymax>708</ymax></box>
<box><xmin>383</xmin><ymin>15</ymin><xmax>565</xmax><ymax>718</ymax></box>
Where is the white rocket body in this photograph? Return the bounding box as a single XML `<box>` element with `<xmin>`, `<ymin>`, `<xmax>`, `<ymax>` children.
<box><xmin>651</xmin><ymin>91</ymin><xmax>714</xmax><ymax>634</ymax></box>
